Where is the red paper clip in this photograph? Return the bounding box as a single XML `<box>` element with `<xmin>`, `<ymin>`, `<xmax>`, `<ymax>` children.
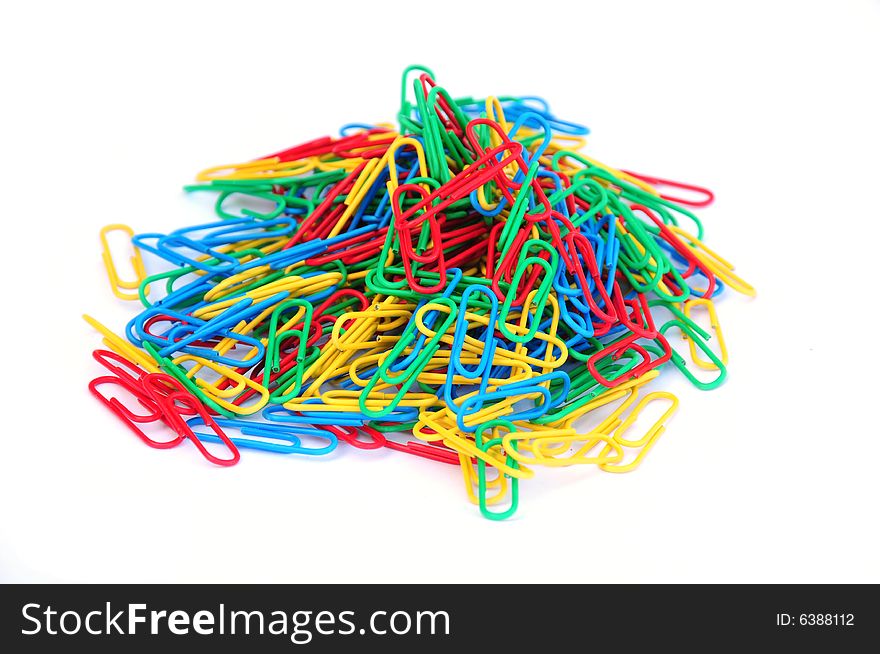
<box><xmin>622</xmin><ymin>170</ymin><xmax>715</xmax><ymax>208</ymax></box>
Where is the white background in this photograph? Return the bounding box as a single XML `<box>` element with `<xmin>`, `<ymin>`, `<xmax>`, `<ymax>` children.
<box><xmin>1</xmin><ymin>0</ymin><xmax>878</xmax><ymax>583</ymax></box>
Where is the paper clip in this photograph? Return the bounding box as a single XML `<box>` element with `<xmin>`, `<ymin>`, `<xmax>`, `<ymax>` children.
<box><xmin>621</xmin><ymin>170</ymin><xmax>715</xmax><ymax>207</ymax></box>
<box><xmin>101</xmin><ymin>224</ymin><xmax>148</xmax><ymax>301</ymax></box>
<box><xmin>475</xmin><ymin>420</ymin><xmax>520</xmax><ymax>521</ymax></box>
<box><xmin>683</xmin><ymin>298</ymin><xmax>728</xmax><ymax>370</ymax></box>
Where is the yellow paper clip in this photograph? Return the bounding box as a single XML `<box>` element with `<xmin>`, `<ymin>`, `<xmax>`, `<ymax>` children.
<box><xmin>100</xmin><ymin>224</ymin><xmax>148</xmax><ymax>301</ymax></box>
<box><xmin>684</xmin><ymin>298</ymin><xmax>728</xmax><ymax>370</ymax></box>
<box><xmin>599</xmin><ymin>392</ymin><xmax>678</xmax><ymax>473</ymax></box>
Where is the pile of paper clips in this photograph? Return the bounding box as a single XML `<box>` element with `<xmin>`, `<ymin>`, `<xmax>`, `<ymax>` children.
<box><xmin>86</xmin><ymin>65</ymin><xmax>754</xmax><ymax>519</ymax></box>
